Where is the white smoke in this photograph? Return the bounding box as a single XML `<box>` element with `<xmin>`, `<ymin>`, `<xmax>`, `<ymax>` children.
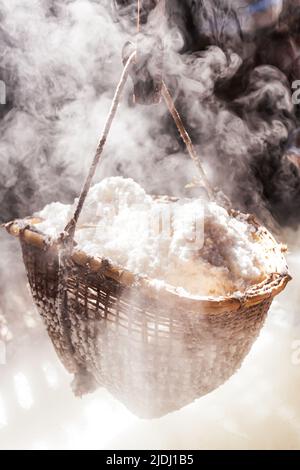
<box><xmin>0</xmin><ymin>0</ymin><xmax>300</xmax><ymax>449</ymax></box>
<box><xmin>0</xmin><ymin>0</ymin><xmax>202</xmax><ymax>226</ymax></box>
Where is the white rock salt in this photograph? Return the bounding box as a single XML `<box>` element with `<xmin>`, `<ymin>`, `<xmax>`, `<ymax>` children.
<box><xmin>36</xmin><ymin>176</ymin><xmax>285</xmax><ymax>297</ymax></box>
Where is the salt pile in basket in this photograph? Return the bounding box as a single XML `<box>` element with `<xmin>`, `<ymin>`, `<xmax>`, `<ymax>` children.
<box><xmin>35</xmin><ymin>177</ymin><xmax>285</xmax><ymax>297</ymax></box>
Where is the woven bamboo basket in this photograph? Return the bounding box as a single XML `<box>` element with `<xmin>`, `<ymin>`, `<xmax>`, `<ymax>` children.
<box><xmin>3</xmin><ymin>51</ymin><xmax>291</xmax><ymax>418</ymax></box>
<box><xmin>5</xmin><ymin>211</ymin><xmax>290</xmax><ymax>418</ymax></box>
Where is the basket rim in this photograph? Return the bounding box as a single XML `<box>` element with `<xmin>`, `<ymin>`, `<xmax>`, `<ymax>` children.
<box><xmin>4</xmin><ymin>212</ymin><xmax>291</xmax><ymax>314</ymax></box>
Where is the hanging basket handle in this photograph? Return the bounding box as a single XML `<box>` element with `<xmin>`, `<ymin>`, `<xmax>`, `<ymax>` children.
<box><xmin>62</xmin><ymin>62</ymin><xmax>214</xmax><ymax>246</ymax></box>
<box><xmin>62</xmin><ymin>51</ymin><xmax>137</xmax><ymax>243</ymax></box>
<box><xmin>161</xmin><ymin>82</ymin><xmax>214</xmax><ymax>200</ymax></box>
<box><xmin>62</xmin><ymin>1</ymin><xmax>214</xmax><ymax>247</ymax></box>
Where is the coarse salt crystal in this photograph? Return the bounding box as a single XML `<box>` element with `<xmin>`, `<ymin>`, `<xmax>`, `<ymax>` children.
<box><xmin>35</xmin><ymin>177</ymin><xmax>285</xmax><ymax>297</ymax></box>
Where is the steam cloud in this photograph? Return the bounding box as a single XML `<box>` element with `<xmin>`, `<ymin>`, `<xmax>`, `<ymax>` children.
<box><xmin>0</xmin><ymin>0</ymin><xmax>300</xmax><ymax>227</ymax></box>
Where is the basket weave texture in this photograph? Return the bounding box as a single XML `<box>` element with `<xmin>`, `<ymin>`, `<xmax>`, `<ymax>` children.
<box><xmin>10</xmin><ymin>213</ymin><xmax>290</xmax><ymax>419</ymax></box>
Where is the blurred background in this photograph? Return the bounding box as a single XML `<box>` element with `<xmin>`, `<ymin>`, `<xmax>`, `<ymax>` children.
<box><xmin>0</xmin><ymin>0</ymin><xmax>300</xmax><ymax>449</ymax></box>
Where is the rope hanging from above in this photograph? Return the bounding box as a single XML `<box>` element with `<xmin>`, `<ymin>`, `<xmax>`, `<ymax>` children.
<box><xmin>62</xmin><ymin>0</ymin><xmax>214</xmax><ymax>248</ymax></box>
<box><xmin>62</xmin><ymin>50</ymin><xmax>137</xmax><ymax>245</ymax></box>
<box><xmin>123</xmin><ymin>0</ymin><xmax>165</xmax><ymax>104</ymax></box>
